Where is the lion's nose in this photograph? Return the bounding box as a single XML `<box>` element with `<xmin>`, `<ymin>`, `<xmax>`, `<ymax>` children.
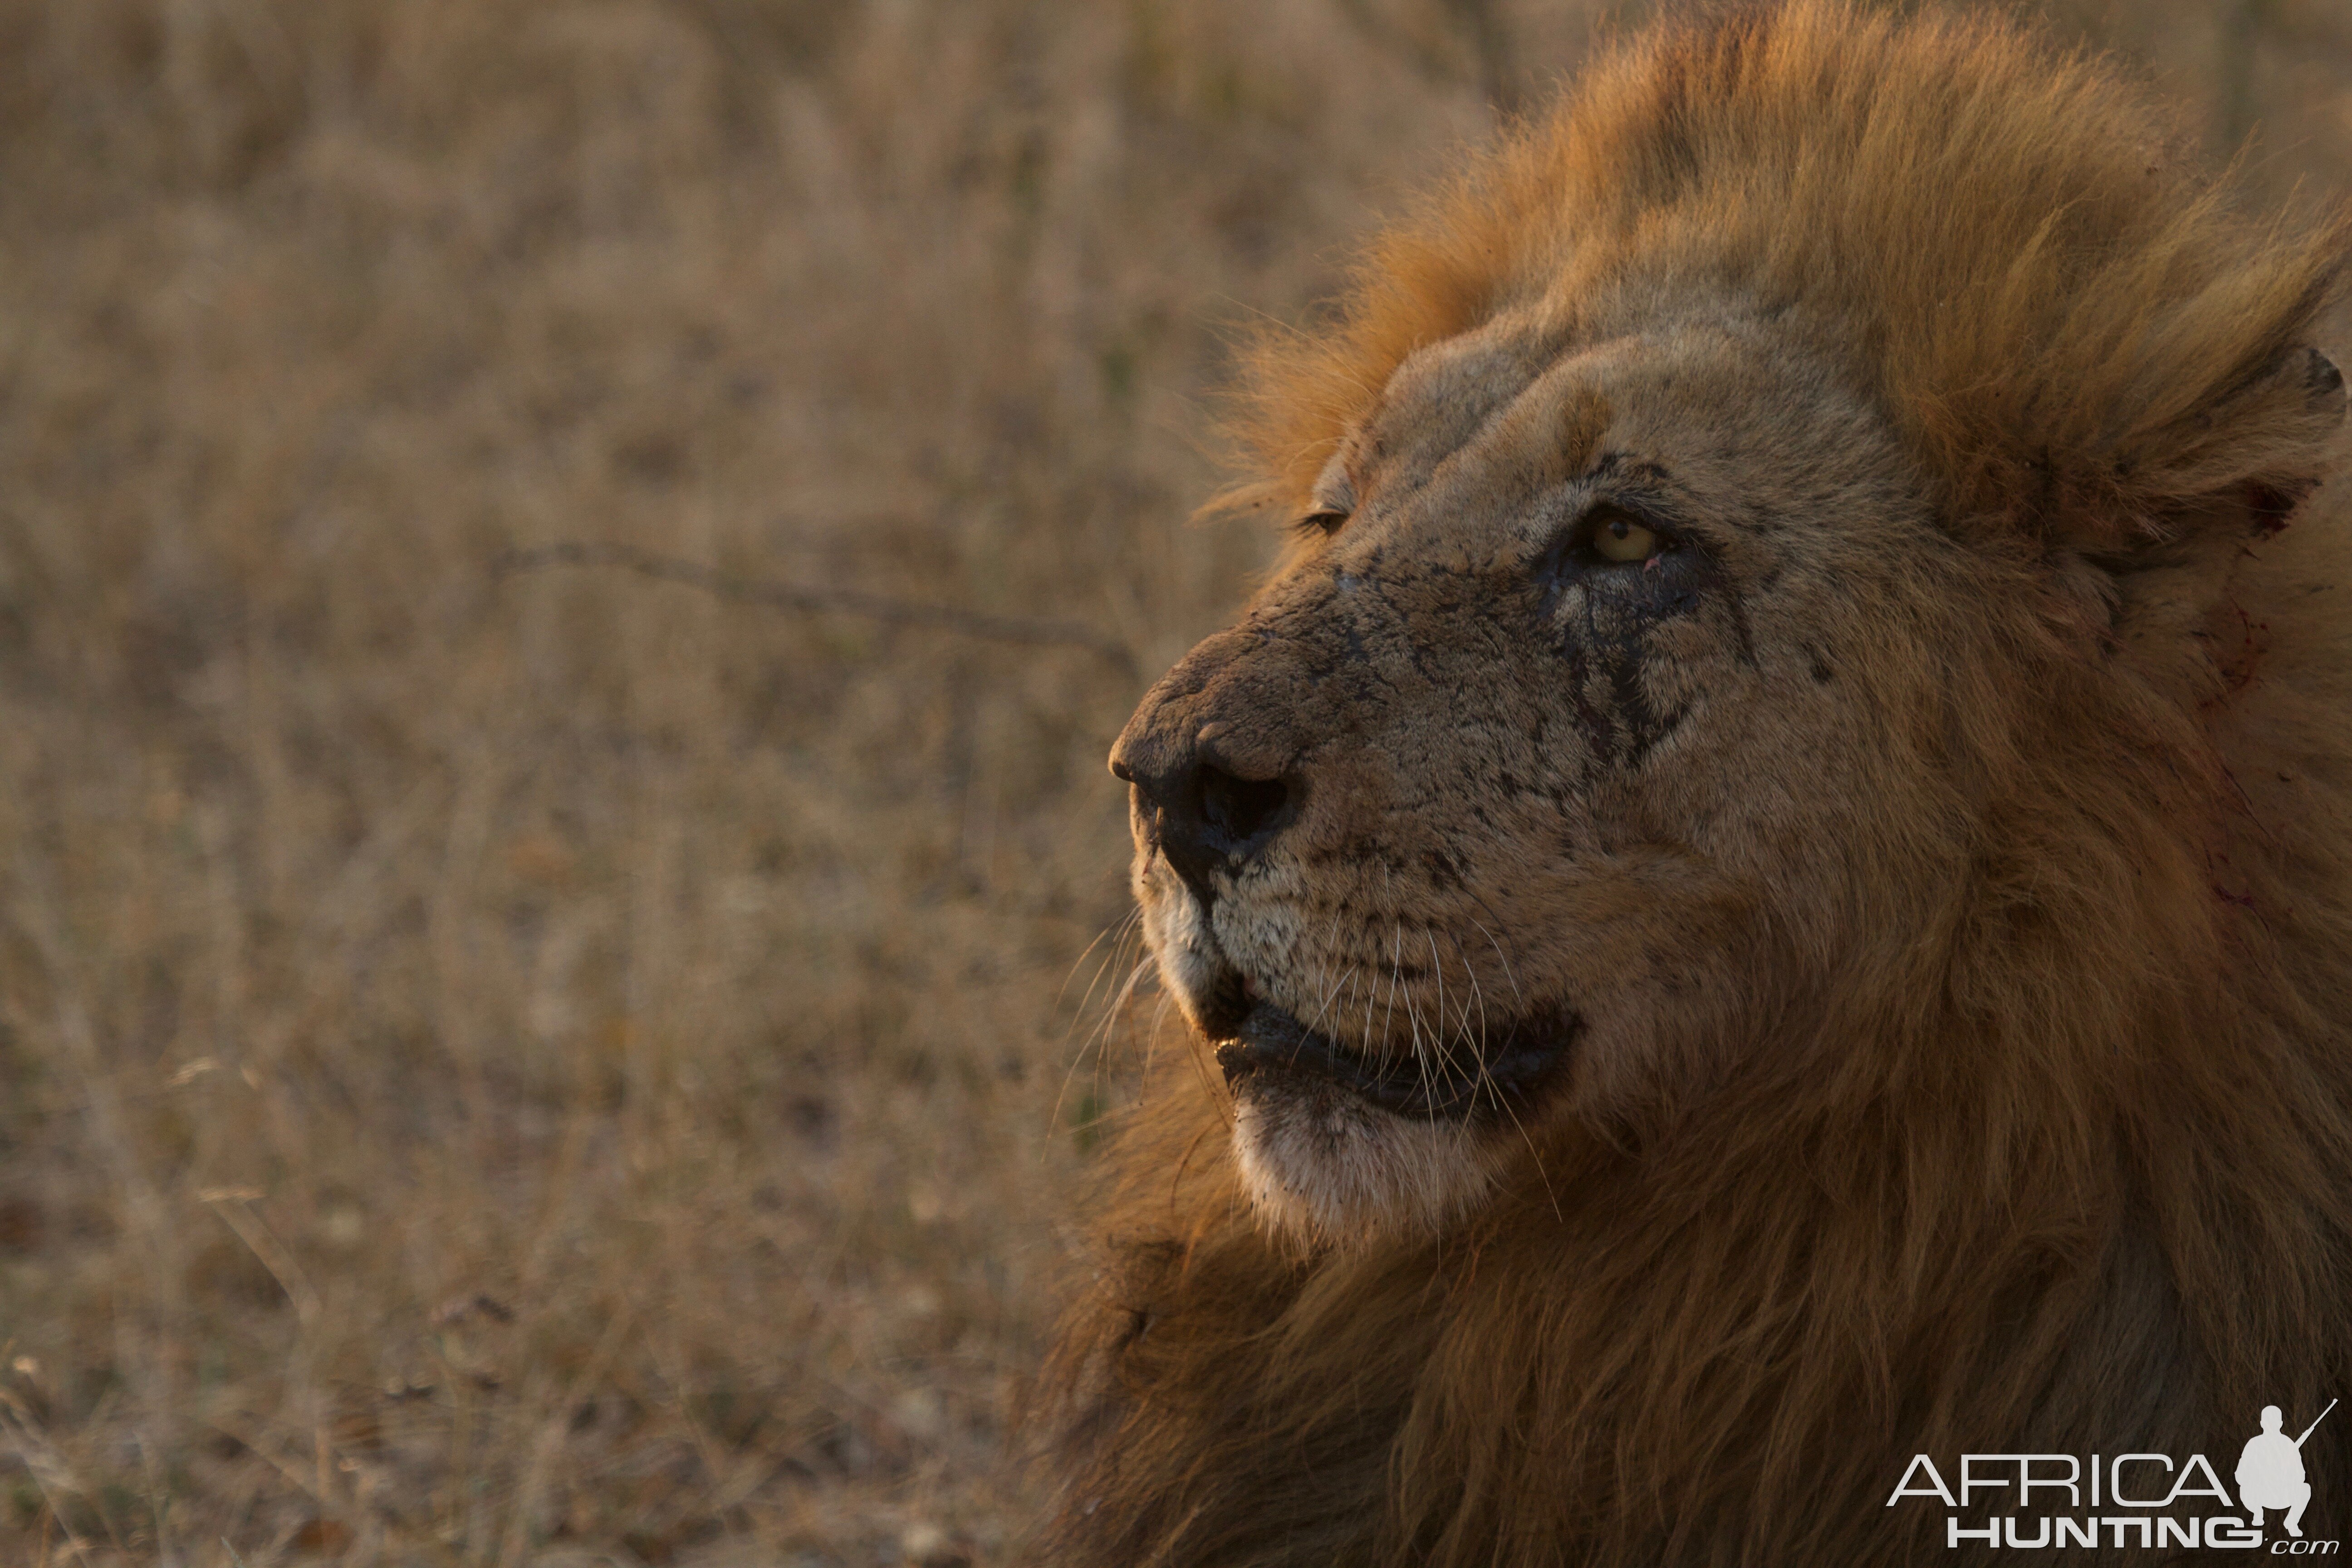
<box><xmin>1110</xmin><ymin>731</ymin><xmax>1296</xmax><ymax>899</ymax></box>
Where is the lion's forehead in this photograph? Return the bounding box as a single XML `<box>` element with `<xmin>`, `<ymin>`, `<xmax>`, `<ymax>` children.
<box><xmin>1338</xmin><ymin>317</ymin><xmax>1893</xmax><ymax>571</ymax></box>
<box><xmin>1357</xmin><ymin>324</ymin><xmax>1556</xmax><ymax>482</ymax></box>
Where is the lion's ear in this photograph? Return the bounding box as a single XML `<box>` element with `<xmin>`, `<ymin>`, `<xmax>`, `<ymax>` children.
<box><xmin>2050</xmin><ymin>337</ymin><xmax>2351</xmax><ymax>553</ymax></box>
<box><xmin>2292</xmin><ymin>346</ymin><xmax>2347</xmax><ymax>424</ymax></box>
<box><xmin>1912</xmin><ymin>185</ymin><xmax>2352</xmax><ymax>554</ymax></box>
<box><xmin>2229</xmin><ymin>347</ymin><xmax>2347</xmax><ymax>538</ymax></box>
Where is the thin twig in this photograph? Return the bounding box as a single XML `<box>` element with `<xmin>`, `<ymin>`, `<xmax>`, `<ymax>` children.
<box><xmin>495</xmin><ymin>541</ymin><xmax>1139</xmax><ymax>679</ymax></box>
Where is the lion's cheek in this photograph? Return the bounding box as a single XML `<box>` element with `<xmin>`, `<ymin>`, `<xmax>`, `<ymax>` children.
<box><xmin>1202</xmin><ymin>881</ymin><xmax>1313</xmax><ymax>995</ymax></box>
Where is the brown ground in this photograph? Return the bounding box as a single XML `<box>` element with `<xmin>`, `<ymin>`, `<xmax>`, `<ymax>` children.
<box><xmin>0</xmin><ymin>2</ymin><xmax>2345</xmax><ymax>1564</ymax></box>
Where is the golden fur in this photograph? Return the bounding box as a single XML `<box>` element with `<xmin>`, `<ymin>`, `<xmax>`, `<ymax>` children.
<box><xmin>1035</xmin><ymin>3</ymin><xmax>2352</xmax><ymax>1563</ymax></box>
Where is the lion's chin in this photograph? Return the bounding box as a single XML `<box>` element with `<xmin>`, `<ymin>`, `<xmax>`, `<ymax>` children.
<box><xmin>1229</xmin><ymin>1078</ymin><xmax>1504</xmax><ymax>1244</ymax></box>
<box><xmin>1210</xmin><ymin>1000</ymin><xmax>1575</xmax><ymax>1244</ymax></box>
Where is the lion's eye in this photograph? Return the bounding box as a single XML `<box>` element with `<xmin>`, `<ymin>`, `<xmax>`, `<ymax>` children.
<box><xmin>1295</xmin><ymin>508</ymin><xmax>1350</xmax><ymax>539</ymax></box>
<box><xmin>1588</xmin><ymin>508</ymin><xmax>1659</xmax><ymax>563</ymax></box>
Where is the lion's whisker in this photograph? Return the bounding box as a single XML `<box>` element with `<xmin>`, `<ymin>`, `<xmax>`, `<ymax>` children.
<box><xmin>1468</xmin><ymin>916</ymin><xmax>1527</xmax><ymax>1016</ymax></box>
<box><xmin>1048</xmin><ymin>910</ymin><xmax>1149</xmax><ymax>1144</ymax></box>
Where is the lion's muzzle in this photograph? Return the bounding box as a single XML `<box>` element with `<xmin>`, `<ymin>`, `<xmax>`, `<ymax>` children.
<box><xmin>1109</xmin><ymin>623</ymin><xmax>1311</xmax><ymax>915</ymax></box>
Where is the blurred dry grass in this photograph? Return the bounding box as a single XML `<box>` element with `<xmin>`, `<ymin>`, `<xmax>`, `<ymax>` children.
<box><xmin>0</xmin><ymin>1</ymin><xmax>2345</xmax><ymax>1564</ymax></box>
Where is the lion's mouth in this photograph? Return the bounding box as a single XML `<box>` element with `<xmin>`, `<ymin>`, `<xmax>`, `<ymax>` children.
<box><xmin>1210</xmin><ymin>998</ymin><xmax>1575</xmax><ymax>1123</ymax></box>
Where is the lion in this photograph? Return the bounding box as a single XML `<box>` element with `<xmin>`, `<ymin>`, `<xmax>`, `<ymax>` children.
<box><xmin>1032</xmin><ymin>2</ymin><xmax>2352</xmax><ymax>1563</ymax></box>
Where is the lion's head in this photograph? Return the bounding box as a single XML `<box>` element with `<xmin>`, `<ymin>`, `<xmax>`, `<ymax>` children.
<box><xmin>1108</xmin><ymin>0</ymin><xmax>2349</xmax><ymax>1247</ymax></box>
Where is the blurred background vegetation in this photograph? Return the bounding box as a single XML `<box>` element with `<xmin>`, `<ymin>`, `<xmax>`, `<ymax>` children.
<box><xmin>0</xmin><ymin>0</ymin><xmax>2344</xmax><ymax>1563</ymax></box>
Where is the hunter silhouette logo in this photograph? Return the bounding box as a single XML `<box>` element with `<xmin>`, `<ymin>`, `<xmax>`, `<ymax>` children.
<box><xmin>1886</xmin><ymin>1400</ymin><xmax>2337</xmax><ymax>1550</ymax></box>
<box><xmin>2242</xmin><ymin>1401</ymin><xmax>2335</xmax><ymax>1539</ymax></box>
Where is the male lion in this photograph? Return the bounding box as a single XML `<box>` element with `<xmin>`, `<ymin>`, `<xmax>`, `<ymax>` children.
<box><xmin>1037</xmin><ymin>2</ymin><xmax>2352</xmax><ymax>1563</ymax></box>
